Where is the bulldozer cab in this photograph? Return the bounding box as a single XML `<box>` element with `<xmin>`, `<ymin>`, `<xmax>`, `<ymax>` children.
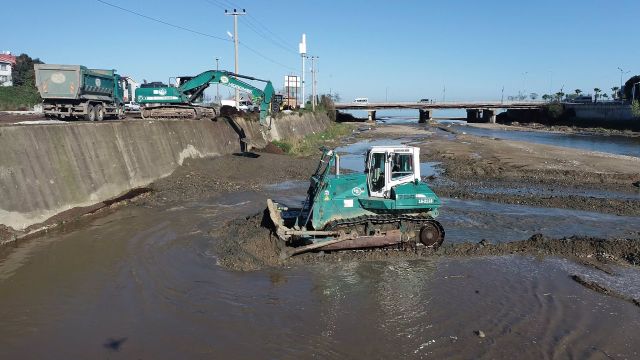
<box><xmin>366</xmin><ymin>146</ymin><xmax>421</xmax><ymax>198</ymax></box>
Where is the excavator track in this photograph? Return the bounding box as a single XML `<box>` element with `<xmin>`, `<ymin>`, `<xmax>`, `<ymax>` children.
<box><xmin>140</xmin><ymin>105</ymin><xmax>216</xmax><ymax>120</ymax></box>
<box><xmin>323</xmin><ymin>213</ymin><xmax>445</xmax><ymax>250</ymax></box>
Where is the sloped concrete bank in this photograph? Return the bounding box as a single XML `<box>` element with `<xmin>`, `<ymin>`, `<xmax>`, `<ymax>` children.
<box><xmin>0</xmin><ymin>112</ymin><xmax>330</xmax><ymax>240</ymax></box>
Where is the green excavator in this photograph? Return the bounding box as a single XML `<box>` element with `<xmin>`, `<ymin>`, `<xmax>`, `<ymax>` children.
<box><xmin>268</xmin><ymin>145</ymin><xmax>445</xmax><ymax>257</ymax></box>
<box><xmin>135</xmin><ymin>70</ymin><xmax>279</xmax><ymax>126</ymax></box>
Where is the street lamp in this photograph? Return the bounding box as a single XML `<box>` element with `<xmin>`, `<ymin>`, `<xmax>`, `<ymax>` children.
<box><xmin>617</xmin><ymin>67</ymin><xmax>630</xmax><ymax>102</ymax></box>
<box><xmin>522</xmin><ymin>71</ymin><xmax>529</xmax><ymax>100</ymax></box>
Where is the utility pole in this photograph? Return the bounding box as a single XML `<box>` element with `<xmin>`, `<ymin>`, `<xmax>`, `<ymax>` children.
<box><xmin>310</xmin><ymin>56</ymin><xmax>317</xmax><ymax>111</ymax></box>
<box><xmin>314</xmin><ymin>56</ymin><xmax>319</xmax><ymax>108</ymax></box>
<box><xmin>501</xmin><ymin>86</ymin><xmax>504</xmax><ymax>104</ymax></box>
<box><xmin>442</xmin><ymin>86</ymin><xmax>446</xmax><ymax>102</ymax></box>
<box><xmin>215</xmin><ymin>57</ymin><xmax>220</xmax><ymax>104</ymax></box>
<box><xmin>299</xmin><ymin>34</ymin><xmax>307</xmax><ymax>109</ymax></box>
<box><xmin>225</xmin><ymin>8</ymin><xmax>246</xmax><ymax>108</ymax></box>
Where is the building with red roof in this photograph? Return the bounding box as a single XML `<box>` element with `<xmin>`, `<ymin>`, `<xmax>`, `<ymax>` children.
<box><xmin>0</xmin><ymin>52</ymin><xmax>17</xmax><ymax>86</ymax></box>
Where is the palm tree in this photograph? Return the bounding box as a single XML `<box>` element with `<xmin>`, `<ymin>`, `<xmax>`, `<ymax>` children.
<box><xmin>574</xmin><ymin>89</ymin><xmax>582</xmax><ymax>96</ymax></box>
<box><xmin>594</xmin><ymin>88</ymin><xmax>602</xmax><ymax>103</ymax></box>
<box><xmin>611</xmin><ymin>86</ymin><xmax>620</xmax><ymax>100</ymax></box>
<box><xmin>542</xmin><ymin>94</ymin><xmax>551</xmax><ymax>102</ymax></box>
<box><xmin>602</xmin><ymin>93</ymin><xmax>609</xmax><ymax>101</ymax></box>
<box><xmin>555</xmin><ymin>91</ymin><xmax>565</xmax><ymax>101</ymax></box>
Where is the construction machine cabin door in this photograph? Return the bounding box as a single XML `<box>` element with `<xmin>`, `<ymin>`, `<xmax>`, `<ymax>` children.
<box><xmin>367</xmin><ymin>151</ymin><xmax>388</xmax><ymax>198</ymax></box>
<box><xmin>388</xmin><ymin>148</ymin><xmax>420</xmax><ymax>189</ymax></box>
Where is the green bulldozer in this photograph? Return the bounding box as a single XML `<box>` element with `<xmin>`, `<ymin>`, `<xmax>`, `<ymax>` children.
<box><xmin>268</xmin><ymin>145</ymin><xmax>444</xmax><ymax>257</ymax></box>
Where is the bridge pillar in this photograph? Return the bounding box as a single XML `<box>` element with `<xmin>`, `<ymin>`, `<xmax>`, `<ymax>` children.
<box><xmin>466</xmin><ymin>109</ymin><xmax>481</xmax><ymax>122</ymax></box>
<box><xmin>482</xmin><ymin>109</ymin><xmax>497</xmax><ymax>123</ymax></box>
<box><xmin>367</xmin><ymin>110</ymin><xmax>376</xmax><ymax>122</ymax></box>
<box><xmin>418</xmin><ymin>109</ymin><xmax>433</xmax><ymax>123</ymax></box>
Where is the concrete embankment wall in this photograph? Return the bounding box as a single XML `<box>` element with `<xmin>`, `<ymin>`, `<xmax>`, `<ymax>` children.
<box><xmin>0</xmin><ymin>112</ymin><xmax>330</xmax><ymax>232</ymax></box>
<box><xmin>564</xmin><ymin>103</ymin><xmax>635</xmax><ymax>122</ymax></box>
<box><xmin>500</xmin><ymin>104</ymin><xmax>639</xmax><ymax>130</ymax></box>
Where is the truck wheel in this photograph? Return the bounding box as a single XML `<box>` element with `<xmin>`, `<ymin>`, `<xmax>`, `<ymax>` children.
<box><xmin>85</xmin><ymin>104</ymin><xmax>96</xmax><ymax>121</ymax></box>
<box><xmin>95</xmin><ymin>104</ymin><xmax>105</xmax><ymax>121</ymax></box>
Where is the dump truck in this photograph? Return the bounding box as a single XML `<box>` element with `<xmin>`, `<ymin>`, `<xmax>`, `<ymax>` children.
<box><xmin>34</xmin><ymin>64</ymin><xmax>130</xmax><ymax>120</ymax></box>
<box><xmin>268</xmin><ymin>145</ymin><xmax>445</xmax><ymax>257</ymax></box>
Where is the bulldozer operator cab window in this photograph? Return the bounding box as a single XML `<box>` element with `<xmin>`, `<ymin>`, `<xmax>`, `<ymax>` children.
<box><xmin>370</xmin><ymin>152</ymin><xmax>386</xmax><ymax>193</ymax></box>
<box><xmin>391</xmin><ymin>153</ymin><xmax>414</xmax><ymax>180</ymax></box>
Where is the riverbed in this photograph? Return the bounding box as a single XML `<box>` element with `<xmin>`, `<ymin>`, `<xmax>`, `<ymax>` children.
<box><xmin>1</xmin><ymin>120</ymin><xmax>639</xmax><ymax>358</ymax></box>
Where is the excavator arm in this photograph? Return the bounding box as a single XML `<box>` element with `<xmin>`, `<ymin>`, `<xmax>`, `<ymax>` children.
<box><xmin>178</xmin><ymin>70</ymin><xmax>277</xmax><ymax>127</ymax></box>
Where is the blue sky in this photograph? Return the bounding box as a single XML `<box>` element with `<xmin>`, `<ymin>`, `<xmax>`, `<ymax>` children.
<box><xmin>5</xmin><ymin>0</ymin><xmax>640</xmax><ymax>101</ymax></box>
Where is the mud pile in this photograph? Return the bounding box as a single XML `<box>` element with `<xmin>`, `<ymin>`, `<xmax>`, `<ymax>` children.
<box><xmin>139</xmin><ymin>153</ymin><xmax>317</xmax><ymax>206</ymax></box>
<box><xmin>213</xmin><ymin>211</ymin><xmax>640</xmax><ymax>271</ymax></box>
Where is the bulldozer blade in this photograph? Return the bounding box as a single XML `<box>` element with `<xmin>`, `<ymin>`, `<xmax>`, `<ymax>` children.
<box><xmin>281</xmin><ymin>230</ymin><xmax>402</xmax><ymax>258</ymax></box>
<box><xmin>320</xmin><ymin>230</ymin><xmax>402</xmax><ymax>251</ymax></box>
<box><xmin>267</xmin><ymin>199</ymin><xmax>289</xmax><ymax>241</ymax></box>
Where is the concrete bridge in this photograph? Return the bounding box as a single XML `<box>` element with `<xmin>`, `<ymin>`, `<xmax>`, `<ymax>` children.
<box><xmin>334</xmin><ymin>101</ymin><xmax>544</xmax><ymax>123</ymax></box>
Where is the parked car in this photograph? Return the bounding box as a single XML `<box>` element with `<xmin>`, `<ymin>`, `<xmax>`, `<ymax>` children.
<box><xmin>124</xmin><ymin>101</ymin><xmax>140</xmax><ymax>112</ymax></box>
<box><xmin>221</xmin><ymin>99</ymin><xmax>254</xmax><ymax>111</ymax></box>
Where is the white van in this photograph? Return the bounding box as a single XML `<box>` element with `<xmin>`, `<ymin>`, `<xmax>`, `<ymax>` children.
<box><xmin>353</xmin><ymin>97</ymin><xmax>369</xmax><ymax>104</ymax></box>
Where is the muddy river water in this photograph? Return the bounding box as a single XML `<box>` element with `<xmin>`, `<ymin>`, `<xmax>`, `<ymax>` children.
<box><xmin>1</xmin><ymin>126</ymin><xmax>640</xmax><ymax>358</ymax></box>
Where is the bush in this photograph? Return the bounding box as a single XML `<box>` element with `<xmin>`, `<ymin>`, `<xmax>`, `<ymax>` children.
<box><xmin>546</xmin><ymin>102</ymin><xmax>564</xmax><ymax>119</ymax></box>
<box><xmin>271</xmin><ymin>140</ymin><xmax>293</xmax><ymax>153</ymax></box>
<box><xmin>0</xmin><ymin>85</ymin><xmax>41</xmax><ymax>111</ymax></box>
<box><xmin>632</xmin><ymin>100</ymin><xmax>640</xmax><ymax>118</ymax></box>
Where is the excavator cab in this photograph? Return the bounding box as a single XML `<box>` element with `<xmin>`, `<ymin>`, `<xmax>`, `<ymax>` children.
<box><xmin>365</xmin><ymin>146</ymin><xmax>421</xmax><ymax>198</ymax></box>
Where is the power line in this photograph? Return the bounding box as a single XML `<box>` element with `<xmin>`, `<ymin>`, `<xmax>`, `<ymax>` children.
<box><xmin>204</xmin><ymin>0</ymin><xmax>297</xmax><ymax>55</ymax></box>
<box><xmin>96</xmin><ymin>0</ymin><xmax>296</xmax><ymax>71</ymax></box>
<box><xmin>205</xmin><ymin>0</ymin><xmax>296</xmax><ymax>50</ymax></box>
<box><xmin>240</xmin><ymin>42</ymin><xmax>297</xmax><ymax>71</ymax></box>
<box><xmin>242</xmin><ymin>18</ymin><xmax>298</xmax><ymax>55</ymax></box>
<box><xmin>246</xmin><ymin>13</ymin><xmax>295</xmax><ymax>50</ymax></box>
<box><xmin>97</xmin><ymin>0</ymin><xmax>231</xmax><ymax>42</ymax></box>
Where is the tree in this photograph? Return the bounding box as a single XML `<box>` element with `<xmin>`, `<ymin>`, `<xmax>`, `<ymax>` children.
<box><xmin>593</xmin><ymin>88</ymin><xmax>601</xmax><ymax>103</ymax></box>
<box><xmin>529</xmin><ymin>92</ymin><xmax>538</xmax><ymax>100</ymax></box>
<box><xmin>555</xmin><ymin>91</ymin><xmax>565</xmax><ymax>101</ymax></box>
<box><xmin>574</xmin><ymin>89</ymin><xmax>582</xmax><ymax>96</ymax></box>
<box><xmin>611</xmin><ymin>86</ymin><xmax>620</xmax><ymax>100</ymax></box>
<box><xmin>624</xmin><ymin>75</ymin><xmax>640</xmax><ymax>103</ymax></box>
<box><xmin>602</xmin><ymin>93</ymin><xmax>609</xmax><ymax>100</ymax></box>
<box><xmin>542</xmin><ymin>94</ymin><xmax>551</xmax><ymax>102</ymax></box>
<box><xmin>12</xmin><ymin>53</ymin><xmax>44</xmax><ymax>87</ymax></box>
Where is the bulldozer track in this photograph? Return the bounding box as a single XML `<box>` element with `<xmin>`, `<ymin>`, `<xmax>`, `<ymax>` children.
<box><xmin>325</xmin><ymin>213</ymin><xmax>438</xmax><ymax>229</ymax></box>
<box><xmin>324</xmin><ymin>213</ymin><xmax>445</xmax><ymax>248</ymax></box>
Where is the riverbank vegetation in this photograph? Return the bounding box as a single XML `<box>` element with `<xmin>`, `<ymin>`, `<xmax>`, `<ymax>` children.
<box><xmin>272</xmin><ymin>122</ymin><xmax>353</xmax><ymax>156</ymax></box>
<box><xmin>0</xmin><ymin>54</ymin><xmax>42</xmax><ymax>111</ymax></box>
